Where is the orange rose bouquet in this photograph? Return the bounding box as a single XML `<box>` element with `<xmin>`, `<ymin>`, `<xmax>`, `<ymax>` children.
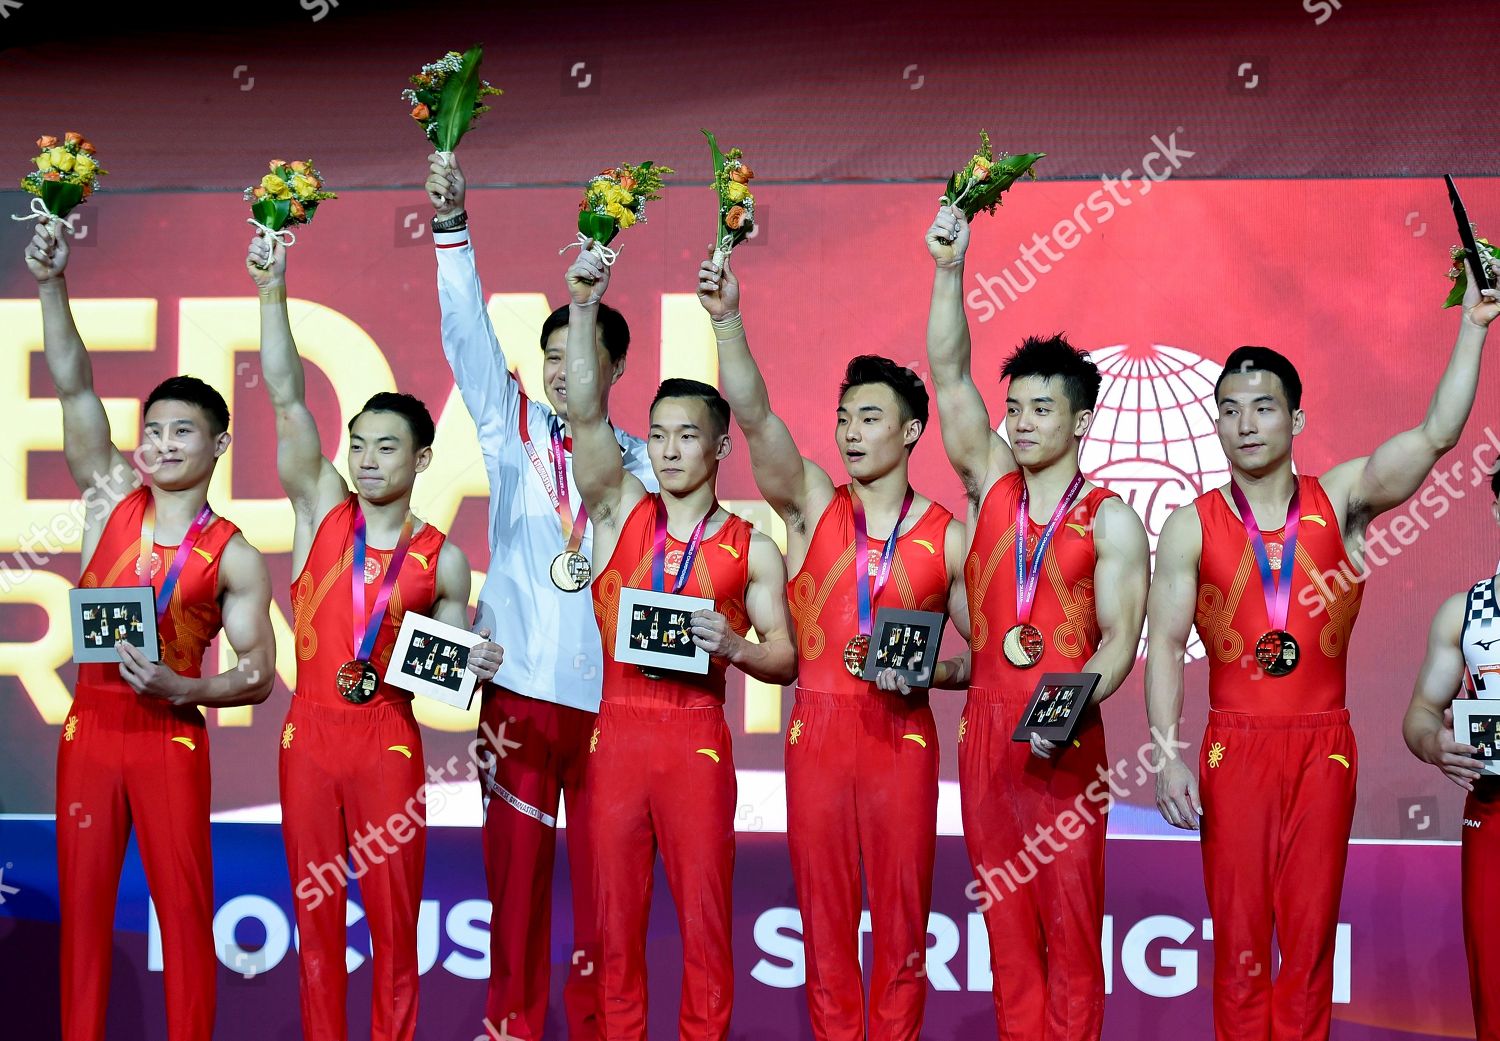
<box><xmin>939</xmin><ymin>131</ymin><xmax>1044</xmax><ymax>230</ymax></box>
<box><xmin>403</xmin><ymin>46</ymin><xmax>503</xmax><ymax>156</ymax></box>
<box><xmin>243</xmin><ymin>158</ymin><xmax>337</xmax><ymax>267</ymax></box>
<box><xmin>703</xmin><ymin>130</ymin><xmax>755</xmax><ymax>266</ymax></box>
<box><xmin>14</xmin><ymin>131</ymin><xmax>105</xmax><ymax>229</ymax></box>
<box><xmin>565</xmin><ymin>161</ymin><xmax>673</xmax><ymax>265</ymax></box>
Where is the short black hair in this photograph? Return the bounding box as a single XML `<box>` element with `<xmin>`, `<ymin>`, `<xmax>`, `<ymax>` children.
<box><xmin>650</xmin><ymin>378</ymin><xmax>731</xmax><ymax>439</ymax></box>
<box><xmin>1000</xmin><ymin>334</ymin><xmax>1102</xmax><ymax>413</ymax></box>
<box><xmin>1215</xmin><ymin>346</ymin><xmax>1303</xmax><ymax>412</ymax></box>
<box><xmin>838</xmin><ymin>355</ymin><xmax>930</xmax><ymax>440</ymax></box>
<box><xmin>1490</xmin><ymin>464</ymin><xmax>1500</xmax><ymax>501</ymax></box>
<box><xmin>143</xmin><ymin>376</ymin><xmax>230</xmax><ymax>436</ymax></box>
<box><xmin>540</xmin><ymin>302</ymin><xmax>630</xmax><ymax>365</ymax></box>
<box><xmin>350</xmin><ymin>392</ymin><xmax>435</xmax><ymax>450</ymax></box>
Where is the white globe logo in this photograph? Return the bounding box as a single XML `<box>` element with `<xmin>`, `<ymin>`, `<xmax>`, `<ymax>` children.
<box><xmin>1079</xmin><ymin>343</ymin><xmax>1229</xmax><ymax>661</ymax></box>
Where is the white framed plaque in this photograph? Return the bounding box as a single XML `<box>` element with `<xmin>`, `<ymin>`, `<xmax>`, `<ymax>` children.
<box><xmin>70</xmin><ymin>586</ymin><xmax>159</xmax><ymax>664</ymax></box>
<box><xmin>614</xmin><ymin>587</ymin><xmax>713</xmax><ymax>676</ymax></box>
<box><xmin>384</xmin><ymin>612</ymin><xmax>484</xmax><ymax>710</ymax></box>
<box><xmin>1453</xmin><ymin>698</ymin><xmax>1500</xmax><ymax>777</ymax></box>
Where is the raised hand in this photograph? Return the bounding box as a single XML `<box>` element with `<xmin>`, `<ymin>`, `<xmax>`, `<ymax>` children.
<box><xmin>925</xmin><ymin>204</ymin><xmax>970</xmax><ymax>268</ymax></box>
<box><xmin>567</xmin><ymin>246</ymin><xmax>610</xmax><ymax>307</ymax></box>
<box><xmin>1461</xmin><ymin>255</ymin><xmax>1500</xmax><ymax>330</ymax></box>
<box><xmin>245</xmin><ymin>231</ymin><xmax>287</xmax><ymax>289</ymax></box>
<box><xmin>426</xmin><ymin>151</ymin><xmax>466</xmax><ymax>220</ymax></box>
<box><xmin>24</xmin><ymin>218</ymin><xmax>69</xmax><ymax>283</ymax></box>
<box><xmin>697</xmin><ymin>252</ymin><xmax>741</xmax><ymax>320</ymax></box>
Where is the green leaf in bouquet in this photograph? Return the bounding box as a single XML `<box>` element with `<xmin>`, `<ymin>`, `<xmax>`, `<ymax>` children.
<box><xmin>252</xmin><ymin>197</ymin><xmax>293</xmax><ymax>232</ymax></box>
<box><xmin>578</xmin><ymin>209</ymin><xmax>620</xmax><ymax>248</ymax></box>
<box><xmin>41</xmin><ymin>179</ymin><xmax>84</xmax><ymax>219</ymax></box>
<box><xmin>436</xmin><ymin>44</ymin><xmax>487</xmax><ymax>153</ymax></box>
<box><xmin>415</xmin><ymin>88</ymin><xmax>439</xmax><ymax>107</ymax></box>
<box><xmin>962</xmin><ymin>151</ymin><xmax>1046</xmax><ymax>219</ymax></box>
<box><xmin>702</xmin><ymin>129</ymin><xmax>727</xmax><ymax>177</ymax></box>
<box><xmin>1445</xmin><ymin>239</ymin><xmax>1499</xmax><ymax>308</ymax></box>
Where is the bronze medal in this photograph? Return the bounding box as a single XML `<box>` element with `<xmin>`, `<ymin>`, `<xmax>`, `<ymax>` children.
<box><xmin>1255</xmin><ymin>629</ymin><xmax>1299</xmax><ymax>676</ymax></box>
<box><xmin>844</xmin><ymin>634</ymin><xmax>871</xmax><ymax>678</ymax></box>
<box><xmin>337</xmin><ymin>658</ymin><xmax>380</xmax><ymax>704</ymax></box>
<box><xmin>550</xmin><ymin>550</ymin><xmax>592</xmax><ymax>592</ymax></box>
<box><xmin>1002</xmin><ymin>623</ymin><xmax>1045</xmax><ymax>669</ymax></box>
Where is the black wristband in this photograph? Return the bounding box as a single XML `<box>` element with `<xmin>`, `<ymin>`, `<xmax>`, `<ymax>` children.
<box><xmin>432</xmin><ymin>210</ymin><xmax>468</xmax><ymax>233</ymax></box>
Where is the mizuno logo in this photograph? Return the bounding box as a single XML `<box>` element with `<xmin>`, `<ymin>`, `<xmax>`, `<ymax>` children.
<box><xmin>1477</xmin><ymin>638</ymin><xmax>1500</xmax><ymax>651</ymax></box>
<box><xmin>1328</xmin><ymin>754</ymin><xmax>1350</xmax><ymax>769</ymax></box>
<box><xmin>902</xmin><ymin>734</ymin><xmax>927</xmax><ymax>748</ymax></box>
<box><xmin>171</xmin><ymin>736</ymin><xmax>196</xmax><ymax>751</ymax></box>
<box><xmin>388</xmin><ymin>745</ymin><xmax>412</xmax><ymax>758</ymax></box>
<box><xmin>696</xmin><ymin>748</ymin><xmax>721</xmax><ymax>763</ymax></box>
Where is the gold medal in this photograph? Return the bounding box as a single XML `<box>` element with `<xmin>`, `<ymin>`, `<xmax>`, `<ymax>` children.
<box><xmin>1002</xmin><ymin>623</ymin><xmax>1045</xmax><ymax>669</ymax></box>
<box><xmin>844</xmin><ymin>634</ymin><xmax>871</xmax><ymax>678</ymax></box>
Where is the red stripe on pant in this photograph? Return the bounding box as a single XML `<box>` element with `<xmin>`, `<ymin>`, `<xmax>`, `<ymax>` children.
<box><xmin>279</xmin><ymin>696</ymin><xmax>426</xmax><ymax>1041</ymax></box>
<box><xmin>1200</xmin><ymin>708</ymin><xmax>1356</xmax><ymax>1041</ymax></box>
<box><xmin>56</xmin><ymin>690</ymin><xmax>215</xmax><ymax>1041</ymax></box>
<box><xmin>587</xmin><ymin>700</ymin><xmax>736</xmax><ymax>1041</ymax></box>
<box><xmin>476</xmin><ymin>686</ymin><xmax>600</xmax><ymax>1040</ymax></box>
<box><xmin>785</xmin><ymin>687</ymin><xmax>938</xmax><ymax>1041</ymax></box>
<box><xmin>1464</xmin><ymin>778</ymin><xmax>1500</xmax><ymax>1040</ymax></box>
<box><xmin>957</xmin><ymin>685</ymin><xmax>1107</xmax><ymax>1041</ymax></box>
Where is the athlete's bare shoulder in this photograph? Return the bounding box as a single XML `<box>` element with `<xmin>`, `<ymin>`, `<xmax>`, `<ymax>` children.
<box><xmin>1156</xmin><ymin>501</ymin><xmax>1203</xmax><ymax>559</ymax></box>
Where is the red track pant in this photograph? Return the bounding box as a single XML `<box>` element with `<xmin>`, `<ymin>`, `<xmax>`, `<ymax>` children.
<box><xmin>957</xmin><ymin>685</ymin><xmax>1108</xmax><ymax>1041</ymax></box>
<box><xmin>784</xmin><ymin>687</ymin><xmax>938</xmax><ymax>1041</ymax></box>
<box><xmin>279</xmin><ymin>696</ymin><xmax>426</xmax><ymax>1041</ymax></box>
<box><xmin>476</xmin><ymin>686</ymin><xmax>600</xmax><ymax>1040</ymax></box>
<box><xmin>587</xmin><ymin>701</ymin><xmax>736</xmax><ymax>1041</ymax></box>
<box><xmin>1200</xmin><ymin>708</ymin><xmax>1357</xmax><ymax>1041</ymax></box>
<box><xmin>56</xmin><ymin>690</ymin><xmax>215</xmax><ymax>1041</ymax></box>
<box><xmin>1464</xmin><ymin>778</ymin><xmax>1500</xmax><ymax>1040</ymax></box>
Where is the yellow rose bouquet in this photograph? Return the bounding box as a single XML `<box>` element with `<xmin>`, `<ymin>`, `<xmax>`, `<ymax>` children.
<box><xmin>243</xmin><ymin>158</ymin><xmax>337</xmax><ymax>267</ymax></box>
<box><xmin>939</xmin><ymin>130</ymin><xmax>1044</xmax><ymax>232</ymax></box>
<box><xmin>14</xmin><ymin>131</ymin><xmax>106</xmax><ymax>230</ymax></box>
<box><xmin>1445</xmin><ymin>235</ymin><xmax>1499</xmax><ymax>308</ymax></box>
<box><xmin>403</xmin><ymin>46</ymin><xmax>503</xmax><ymax>156</ymax></box>
<box><xmin>566</xmin><ymin>161</ymin><xmax>673</xmax><ymax>265</ymax></box>
<box><xmin>703</xmin><ymin>130</ymin><xmax>755</xmax><ymax>266</ymax></box>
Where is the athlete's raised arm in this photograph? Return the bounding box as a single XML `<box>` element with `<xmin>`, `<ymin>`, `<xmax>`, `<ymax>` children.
<box><xmin>1145</xmin><ymin>503</ymin><xmax>1204</xmax><ymax>830</ymax></box>
<box><xmin>246</xmin><ymin>235</ymin><xmax>349</xmax><ymax>537</ymax></box>
<box><xmin>27</xmin><ymin>219</ymin><xmax>133</xmax><ymax>498</ymax></box>
<box><xmin>562</xmin><ymin>248</ymin><xmax>646</xmax><ymax>549</ymax></box>
<box><xmin>1324</xmin><ymin>275</ymin><xmax>1497</xmax><ymax>527</ymax></box>
<box><xmin>425</xmin><ymin>151</ymin><xmax>524</xmax><ymax>455</ymax></box>
<box><xmin>1404</xmin><ymin>591</ymin><xmax>1484</xmax><ymax>790</ymax></box>
<box><xmin>924</xmin><ymin>204</ymin><xmax>1017</xmax><ymax>503</ymax></box>
<box><xmin>698</xmin><ymin>253</ymin><xmax>835</xmax><ymax>531</ymax></box>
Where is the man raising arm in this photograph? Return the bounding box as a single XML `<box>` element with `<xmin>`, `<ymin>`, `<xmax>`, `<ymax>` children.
<box><xmin>565</xmin><ymin>244</ymin><xmax>794</xmax><ymax>1041</ymax></box>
